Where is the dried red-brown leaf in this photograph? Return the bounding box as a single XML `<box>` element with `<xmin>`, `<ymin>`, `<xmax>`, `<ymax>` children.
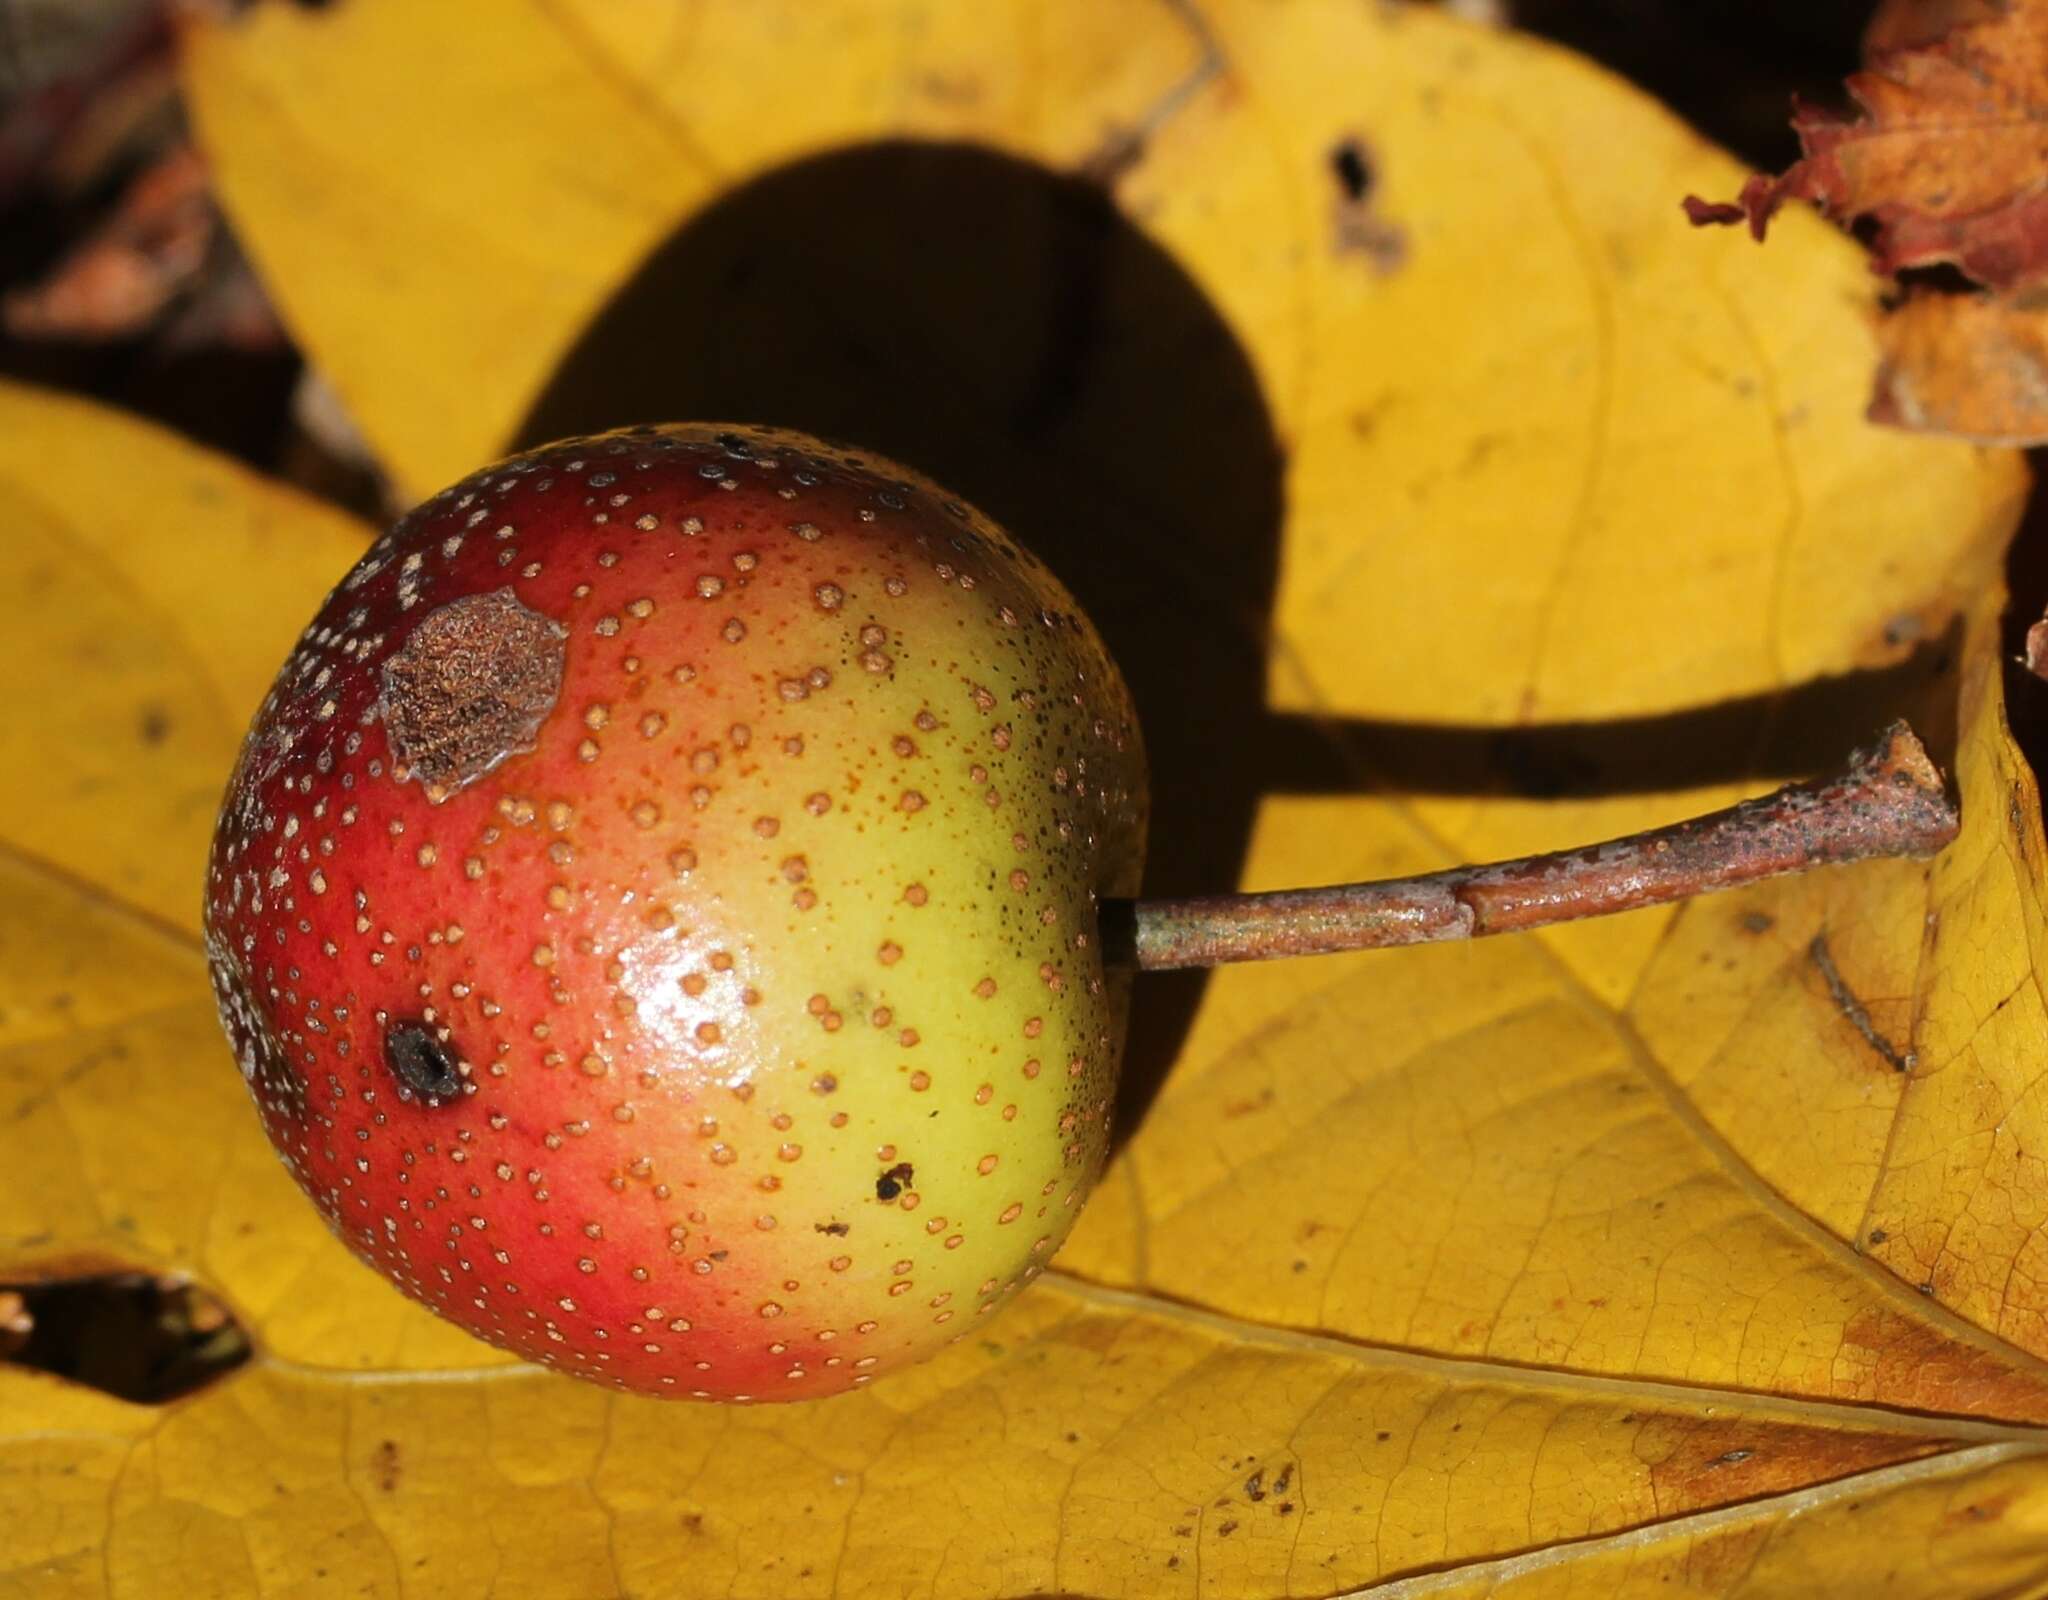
<box><xmin>1871</xmin><ymin>287</ymin><xmax>2048</xmax><ymax>442</ymax></box>
<box><xmin>2</xmin><ymin>144</ymin><xmax>214</xmax><ymax>340</ymax></box>
<box><xmin>1687</xmin><ymin>0</ymin><xmax>2048</xmax><ymax>443</ymax></box>
<box><xmin>2026</xmin><ymin>611</ymin><xmax>2048</xmax><ymax>681</ymax></box>
<box><xmin>1865</xmin><ymin>0</ymin><xmax>2003</xmax><ymax>55</ymax></box>
<box><xmin>1689</xmin><ymin>0</ymin><xmax>2048</xmax><ymax>292</ymax></box>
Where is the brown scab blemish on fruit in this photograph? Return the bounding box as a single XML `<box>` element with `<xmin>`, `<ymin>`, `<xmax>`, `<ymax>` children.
<box><xmin>875</xmin><ymin>1162</ymin><xmax>915</xmax><ymax>1201</ymax></box>
<box><xmin>379</xmin><ymin>588</ymin><xmax>568</xmax><ymax>801</ymax></box>
<box><xmin>384</xmin><ymin>1021</ymin><xmax>462</xmax><ymax>1100</ymax></box>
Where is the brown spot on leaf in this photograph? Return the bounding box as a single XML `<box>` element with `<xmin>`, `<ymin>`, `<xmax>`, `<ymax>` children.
<box><xmin>1638</xmin><ymin>1413</ymin><xmax>1943</xmax><ymax>1515</ymax></box>
<box><xmin>380</xmin><ymin>587</ymin><xmax>567</xmax><ymax>800</ymax></box>
<box><xmin>1943</xmin><ymin>1491</ymin><xmax>2015</xmax><ymax>1528</ymax></box>
<box><xmin>1840</xmin><ymin>1302</ymin><xmax>2048</xmax><ymax>1420</ymax></box>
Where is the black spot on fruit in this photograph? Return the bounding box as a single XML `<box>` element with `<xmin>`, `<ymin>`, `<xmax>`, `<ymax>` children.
<box><xmin>384</xmin><ymin>1022</ymin><xmax>461</xmax><ymax>1100</ymax></box>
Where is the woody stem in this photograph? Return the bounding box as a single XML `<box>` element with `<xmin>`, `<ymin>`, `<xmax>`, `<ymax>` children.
<box><xmin>1108</xmin><ymin>721</ymin><xmax>1957</xmax><ymax>972</ymax></box>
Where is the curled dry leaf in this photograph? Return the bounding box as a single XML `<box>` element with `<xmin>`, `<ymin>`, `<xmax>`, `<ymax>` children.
<box><xmin>2</xmin><ymin>145</ymin><xmax>216</xmax><ymax>342</ymax></box>
<box><xmin>1689</xmin><ymin>0</ymin><xmax>2048</xmax><ymax>442</ymax></box>
<box><xmin>1870</xmin><ymin>285</ymin><xmax>2048</xmax><ymax>445</ymax></box>
<box><xmin>1688</xmin><ymin>1</ymin><xmax>2048</xmax><ymax>289</ymax></box>
<box><xmin>1863</xmin><ymin>0</ymin><xmax>2005</xmax><ymax>56</ymax></box>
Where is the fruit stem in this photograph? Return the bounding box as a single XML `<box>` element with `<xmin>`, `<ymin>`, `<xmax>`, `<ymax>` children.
<box><xmin>1111</xmin><ymin>721</ymin><xmax>1957</xmax><ymax>971</ymax></box>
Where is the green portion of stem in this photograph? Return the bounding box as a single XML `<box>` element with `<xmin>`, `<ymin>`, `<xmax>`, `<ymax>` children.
<box><xmin>1111</xmin><ymin>721</ymin><xmax>1957</xmax><ymax>972</ymax></box>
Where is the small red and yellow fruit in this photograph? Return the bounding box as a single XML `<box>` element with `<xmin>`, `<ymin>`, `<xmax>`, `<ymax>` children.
<box><xmin>205</xmin><ymin>424</ymin><xmax>1146</xmax><ymax>1401</ymax></box>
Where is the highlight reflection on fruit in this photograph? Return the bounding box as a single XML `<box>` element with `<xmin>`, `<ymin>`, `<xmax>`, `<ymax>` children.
<box><xmin>205</xmin><ymin>423</ymin><xmax>1959</xmax><ymax>1402</ymax></box>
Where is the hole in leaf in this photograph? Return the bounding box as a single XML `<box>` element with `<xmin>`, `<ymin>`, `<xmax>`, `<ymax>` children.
<box><xmin>1330</xmin><ymin>138</ymin><xmax>1373</xmax><ymax>202</ymax></box>
<box><xmin>1</xmin><ymin>1273</ymin><xmax>251</xmax><ymax>1403</ymax></box>
<box><xmin>1327</xmin><ymin>135</ymin><xmax>1404</xmax><ymax>271</ymax></box>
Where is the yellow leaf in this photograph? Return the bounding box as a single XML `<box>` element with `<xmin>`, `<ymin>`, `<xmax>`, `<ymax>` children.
<box><xmin>1067</xmin><ymin>630</ymin><xmax>2048</xmax><ymax>1447</ymax></box>
<box><xmin>178</xmin><ymin>0</ymin><xmax>1199</xmax><ymax>506</ymax></box>
<box><xmin>0</xmin><ymin>384</ymin><xmax>369</xmax><ymax>936</ymax></box>
<box><xmin>181</xmin><ymin>0</ymin><xmax>2024</xmax><ymax>723</ymax></box>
